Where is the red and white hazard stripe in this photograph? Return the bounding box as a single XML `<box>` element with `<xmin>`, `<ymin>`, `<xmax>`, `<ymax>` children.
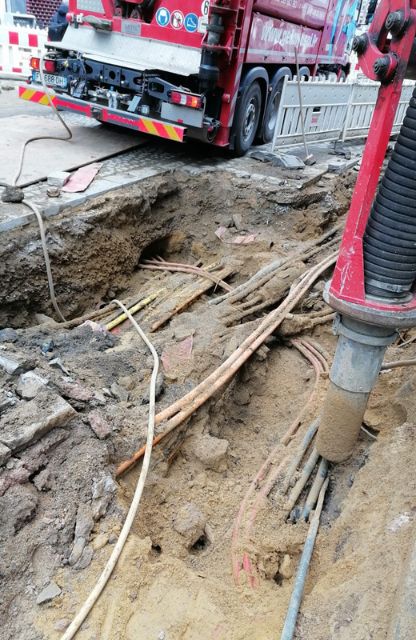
<box><xmin>0</xmin><ymin>25</ymin><xmax>47</xmax><ymax>78</ymax></box>
<box><xmin>8</xmin><ymin>30</ymin><xmax>40</xmax><ymax>48</ymax></box>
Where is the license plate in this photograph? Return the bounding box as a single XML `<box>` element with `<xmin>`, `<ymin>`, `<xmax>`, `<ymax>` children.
<box><xmin>33</xmin><ymin>71</ymin><xmax>67</xmax><ymax>89</ymax></box>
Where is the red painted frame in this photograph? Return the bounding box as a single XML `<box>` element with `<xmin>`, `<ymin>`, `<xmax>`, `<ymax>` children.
<box><xmin>329</xmin><ymin>0</ymin><xmax>416</xmax><ymax>314</ymax></box>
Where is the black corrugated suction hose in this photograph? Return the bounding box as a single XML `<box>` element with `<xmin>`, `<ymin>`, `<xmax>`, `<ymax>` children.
<box><xmin>364</xmin><ymin>88</ymin><xmax>416</xmax><ymax>299</ymax></box>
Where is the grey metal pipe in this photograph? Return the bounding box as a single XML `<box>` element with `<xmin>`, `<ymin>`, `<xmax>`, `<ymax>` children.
<box><xmin>280</xmin><ymin>478</ymin><xmax>329</xmax><ymax>640</ymax></box>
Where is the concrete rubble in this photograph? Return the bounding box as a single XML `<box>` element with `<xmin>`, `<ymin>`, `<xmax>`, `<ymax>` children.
<box><xmin>36</xmin><ymin>582</ymin><xmax>62</xmax><ymax>605</ymax></box>
<box><xmin>184</xmin><ymin>433</ymin><xmax>229</xmax><ymax>473</ymax></box>
<box><xmin>0</xmin><ymin>389</ymin><xmax>76</xmax><ymax>454</ymax></box>
<box><xmin>47</xmin><ymin>171</ymin><xmax>71</xmax><ymax>188</ymax></box>
<box><xmin>173</xmin><ymin>502</ymin><xmax>207</xmax><ymax>547</ymax></box>
<box><xmin>15</xmin><ymin>370</ymin><xmax>48</xmax><ymax>400</ymax></box>
<box><xmin>0</xmin><ymin>353</ymin><xmax>34</xmax><ymax>375</ymax></box>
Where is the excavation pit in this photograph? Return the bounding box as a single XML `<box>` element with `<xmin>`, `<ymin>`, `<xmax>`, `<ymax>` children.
<box><xmin>1</xmin><ymin>169</ymin><xmax>414</xmax><ymax>640</ymax></box>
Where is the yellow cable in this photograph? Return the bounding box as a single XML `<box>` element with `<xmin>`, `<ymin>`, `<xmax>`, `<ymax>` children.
<box><xmin>105</xmin><ymin>290</ymin><xmax>163</xmax><ymax>330</ymax></box>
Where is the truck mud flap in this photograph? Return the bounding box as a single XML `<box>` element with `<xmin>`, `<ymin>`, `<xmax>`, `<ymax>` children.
<box><xmin>18</xmin><ymin>85</ymin><xmax>186</xmax><ymax>142</ymax></box>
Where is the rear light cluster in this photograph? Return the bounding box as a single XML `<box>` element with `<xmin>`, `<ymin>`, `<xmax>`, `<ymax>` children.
<box><xmin>30</xmin><ymin>57</ymin><xmax>56</xmax><ymax>73</ymax></box>
<box><xmin>30</xmin><ymin>56</ymin><xmax>40</xmax><ymax>70</ymax></box>
<box><xmin>170</xmin><ymin>91</ymin><xmax>202</xmax><ymax>109</ymax></box>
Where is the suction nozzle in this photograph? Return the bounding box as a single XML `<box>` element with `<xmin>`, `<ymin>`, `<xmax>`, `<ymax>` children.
<box><xmin>316</xmin><ymin>317</ymin><xmax>396</xmax><ymax>462</ymax></box>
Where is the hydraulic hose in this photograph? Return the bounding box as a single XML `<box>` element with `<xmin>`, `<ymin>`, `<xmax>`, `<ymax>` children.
<box><xmin>364</xmin><ymin>85</ymin><xmax>416</xmax><ymax>300</ymax></box>
<box><xmin>317</xmin><ymin>86</ymin><xmax>416</xmax><ymax>462</ymax></box>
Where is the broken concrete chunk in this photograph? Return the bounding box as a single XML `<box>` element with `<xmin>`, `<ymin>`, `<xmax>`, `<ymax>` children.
<box><xmin>110</xmin><ymin>381</ymin><xmax>129</xmax><ymax>402</ymax></box>
<box><xmin>0</xmin><ymin>484</ymin><xmax>39</xmax><ymax>534</ymax></box>
<box><xmin>54</xmin><ymin>619</ymin><xmax>70</xmax><ymax>632</ymax></box>
<box><xmin>140</xmin><ymin>372</ymin><xmax>164</xmax><ymax>404</ymax></box>
<box><xmin>92</xmin><ymin>475</ymin><xmax>117</xmax><ymax>521</ymax></box>
<box><xmin>33</xmin><ymin>468</ymin><xmax>50</xmax><ymax>492</ymax></box>
<box><xmin>41</xmin><ymin>339</ymin><xmax>55</xmax><ymax>354</ymax></box>
<box><xmin>91</xmin><ymin>532</ymin><xmax>109</xmax><ymax>551</ymax></box>
<box><xmin>272</xmin><ymin>154</ymin><xmax>305</xmax><ymax>170</ymax></box>
<box><xmin>69</xmin><ymin>502</ymin><xmax>94</xmax><ymax>566</ymax></box>
<box><xmin>0</xmin><ymin>354</ymin><xmax>34</xmax><ymax>376</ymax></box>
<box><xmin>88</xmin><ymin>410</ymin><xmax>112</xmax><ymax>440</ymax></box>
<box><xmin>328</xmin><ymin>157</ymin><xmax>359</xmax><ymax>174</ymax></box>
<box><xmin>0</xmin><ymin>442</ymin><xmax>11</xmax><ymax>466</ymax></box>
<box><xmin>1</xmin><ymin>185</ymin><xmax>24</xmax><ymax>203</ymax></box>
<box><xmin>232</xmin><ymin>213</ymin><xmax>247</xmax><ymax>231</ymax></box>
<box><xmin>280</xmin><ymin>554</ymin><xmax>295</xmax><ymax>579</ymax></box>
<box><xmin>93</xmin><ymin>389</ymin><xmax>106</xmax><ymax>405</ymax></box>
<box><xmin>0</xmin><ymin>390</ymin><xmax>76</xmax><ymax>453</ymax></box>
<box><xmin>36</xmin><ymin>581</ymin><xmax>62</xmax><ymax>605</ymax></box>
<box><xmin>47</xmin><ymin>171</ymin><xmax>71</xmax><ymax>188</ymax></box>
<box><xmin>0</xmin><ymin>328</ymin><xmax>18</xmax><ymax>343</ymax></box>
<box><xmin>48</xmin><ymin>357</ymin><xmax>70</xmax><ymax>376</ymax></box>
<box><xmin>185</xmin><ymin>433</ymin><xmax>229</xmax><ymax>472</ymax></box>
<box><xmin>58</xmin><ymin>378</ymin><xmax>94</xmax><ymax>402</ymax></box>
<box><xmin>73</xmin><ymin>545</ymin><xmax>94</xmax><ymax>571</ymax></box>
<box><xmin>75</xmin><ymin>503</ymin><xmax>94</xmax><ymax>540</ymax></box>
<box><xmin>0</xmin><ymin>392</ymin><xmax>16</xmax><ymax>415</ymax></box>
<box><xmin>69</xmin><ymin>536</ymin><xmax>87</xmax><ymax>566</ymax></box>
<box><xmin>248</xmin><ymin>150</ymin><xmax>276</xmax><ymax>163</ymax></box>
<box><xmin>173</xmin><ymin>502</ymin><xmax>206</xmax><ymax>547</ymax></box>
<box><xmin>16</xmin><ymin>370</ymin><xmax>48</xmax><ymax>400</ymax></box>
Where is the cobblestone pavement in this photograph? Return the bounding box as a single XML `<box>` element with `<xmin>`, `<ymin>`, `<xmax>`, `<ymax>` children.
<box><xmin>0</xmin><ymin>105</ymin><xmax>362</xmax><ymax>234</ymax></box>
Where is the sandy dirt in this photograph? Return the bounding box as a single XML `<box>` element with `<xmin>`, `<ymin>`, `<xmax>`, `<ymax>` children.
<box><xmin>1</xmin><ymin>164</ymin><xmax>415</xmax><ymax>640</ymax></box>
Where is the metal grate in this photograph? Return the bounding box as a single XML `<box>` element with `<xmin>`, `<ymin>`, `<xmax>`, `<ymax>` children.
<box><xmin>27</xmin><ymin>0</ymin><xmax>61</xmax><ymax>27</ymax></box>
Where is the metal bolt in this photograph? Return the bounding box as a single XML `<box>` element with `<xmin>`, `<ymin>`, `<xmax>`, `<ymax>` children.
<box><xmin>373</xmin><ymin>56</ymin><xmax>390</xmax><ymax>79</ymax></box>
<box><xmin>385</xmin><ymin>10</ymin><xmax>406</xmax><ymax>36</ymax></box>
<box><xmin>47</xmin><ymin>186</ymin><xmax>61</xmax><ymax>198</ymax></box>
<box><xmin>352</xmin><ymin>34</ymin><xmax>367</xmax><ymax>55</ymax></box>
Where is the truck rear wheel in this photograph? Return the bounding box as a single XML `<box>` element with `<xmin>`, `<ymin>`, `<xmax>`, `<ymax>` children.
<box><xmin>262</xmin><ymin>79</ymin><xmax>284</xmax><ymax>143</ymax></box>
<box><xmin>233</xmin><ymin>81</ymin><xmax>262</xmax><ymax>156</ymax></box>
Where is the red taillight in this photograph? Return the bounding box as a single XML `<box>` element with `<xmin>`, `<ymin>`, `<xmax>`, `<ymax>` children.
<box><xmin>44</xmin><ymin>59</ymin><xmax>56</xmax><ymax>73</ymax></box>
<box><xmin>30</xmin><ymin>56</ymin><xmax>40</xmax><ymax>70</ymax></box>
<box><xmin>170</xmin><ymin>91</ymin><xmax>202</xmax><ymax>109</ymax></box>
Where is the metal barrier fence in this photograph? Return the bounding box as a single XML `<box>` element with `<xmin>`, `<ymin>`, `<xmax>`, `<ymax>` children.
<box><xmin>272</xmin><ymin>77</ymin><xmax>414</xmax><ymax>151</ymax></box>
<box><xmin>0</xmin><ymin>24</ymin><xmax>47</xmax><ymax>78</ymax></box>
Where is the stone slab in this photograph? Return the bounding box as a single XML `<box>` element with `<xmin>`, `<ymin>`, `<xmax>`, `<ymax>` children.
<box><xmin>36</xmin><ymin>582</ymin><xmax>62</xmax><ymax>605</ymax></box>
<box><xmin>328</xmin><ymin>157</ymin><xmax>360</xmax><ymax>174</ymax></box>
<box><xmin>0</xmin><ymin>442</ymin><xmax>11</xmax><ymax>466</ymax></box>
<box><xmin>0</xmin><ymin>389</ymin><xmax>76</xmax><ymax>452</ymax></box>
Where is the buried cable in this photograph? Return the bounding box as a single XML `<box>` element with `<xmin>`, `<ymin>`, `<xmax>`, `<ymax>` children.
<box><xmin>301</xmin><ymin>457</ymin><xmax>329</xmax><ymax>521</ymax></box>
<box><xmin>116</xmin><ymin>252</ymin><xmax>338</xmax><ymax>476</ymax></box>
<box><xmin>284</xmin><ymin>447</ymin><xmax>320</xmax><ymax>517</ymax></box>
<box><xmin>60</xmin><ymin>300</ymin><xmax>159</xmax><ymax>640</ymax></box>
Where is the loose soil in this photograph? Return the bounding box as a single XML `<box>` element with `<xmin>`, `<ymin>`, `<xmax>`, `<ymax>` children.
<box><xmin>1</xmin><ymin>163</ymin><xmax>415</xmax><ymax>640</ymax></box>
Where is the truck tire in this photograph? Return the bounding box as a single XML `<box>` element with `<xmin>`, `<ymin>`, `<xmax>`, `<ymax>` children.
<box><xmin>233</xmin><ymin>81</ymin><xmax>262</xmax><ymax>156</ymax></box>
<box><xmin>262</xmin><ymin>78</ymin><xmax>284</xmax><ymax>143</ymax></box>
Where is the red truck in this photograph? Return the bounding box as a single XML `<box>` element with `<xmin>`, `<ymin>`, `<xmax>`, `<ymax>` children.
<box><xmin>20</xmin><ymin>0</ymin><xmax>361</xmax><ymax>154</ymax></box>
